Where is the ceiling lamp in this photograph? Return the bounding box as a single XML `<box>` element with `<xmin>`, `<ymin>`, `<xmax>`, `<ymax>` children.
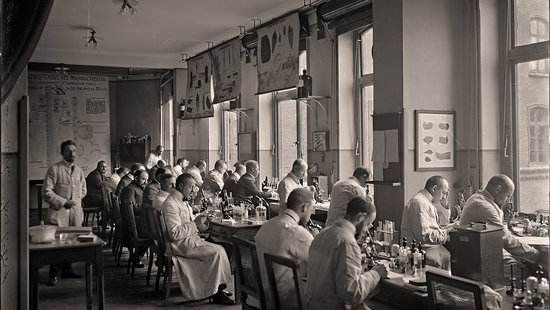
<box><xmin>83</xmin><ymin>28</ymin><xmax>102</xmax><ymax>48</ymax></box>
<box><xmin>54</xmin><ymin>64</ymin><xmax>70</xmax><ymax>75</ymax></box>
<box><xmin>114</xmin><ymin>0</ymin><xmax>138</xmax><ymax>15</ymax></box>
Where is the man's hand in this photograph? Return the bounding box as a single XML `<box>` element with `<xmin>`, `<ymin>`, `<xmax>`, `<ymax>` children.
<box><xmin>63</xmin><ymin>200</ymin><xmax>76</xmax><ymax>209</ymax></box>
<box><xmin>372</xmin><ymin>264</ymin><xmax>389</xmax><ymax>279</ymax></box>
<box><xmin>194</xmin><ymin>214</ymin><xmax>209</xmax><ymax>232</ymax></box>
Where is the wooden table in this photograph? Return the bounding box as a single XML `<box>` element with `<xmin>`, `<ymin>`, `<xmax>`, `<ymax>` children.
<box><xmin>207</xmin><ymin>219</ymin><xmax>264</xmax><ymax>242</ymax></box>
<box><xmin>29</xmin><ymin>233</ymin><xmax>105</xmax><ymax>310</ymax></box>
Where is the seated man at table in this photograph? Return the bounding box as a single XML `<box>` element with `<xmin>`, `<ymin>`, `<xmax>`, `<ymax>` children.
<box><xmin>306</xmin><ymin>197</ymin><xmax>388</xmax><ymax>310</ymax></box>
<box><xmin>222</xmin><ymin>162</ymin><xmax>245</xmax><ymax>197</ymax></box>
<box><xmin>120</xmin><ymin>169</ymin><xmax>149</xmax><ymax>267</ymax></box>
<box><xmin>234</xmin><ymin>160</ymin><xmax>275</xmax><ymax>202</ymax></box>
<box><xmin>202</xmin><ymin>159</ymin><xmax>227</xmax><ymax>197</ymax></box>
<box><xmin>460</xmin><ymin>174</ymin><xmax>544</xmax><ymax>275</ymax></box>
<box><xmin>160</xmin><ymin>173</ymin><xmax>234</xmax><ymax>304</ymax></box>
<box><xmin>143</xmin><ymin>167</ymin><xmax>168</xmax><ymax>208</ymax></box>
<box><xmin>325</xmin><ymin>167</ymin><xmax>371</xmax><ymax>235</ymax></box>
<box><xmin>401</xmin><ymin>176</ymin><xmax>453</xmax><ymax>269</ymax></box>
<box><xmin>255</xmin><ymin>188</ymin><xmax>317</xmax><ymax>309</ymax></box>
<box><xmin>145</xmin><ymin>145</ymin><xmax>164</xmax><ymax>170</ymax></box>
<box><xmin>115</xmin><ymin>163</ymin><xmax>145</xmax><ymax>197</ymax></box>
<box><xmin>277</xmin><ymin>159</ymin><xmax>308</xmax><ymax>215</ymax></box>
<box><xmin>171</xmin><ymin>157</ymin><xmax>189</xmax><ymax>176</ymax></box>
<box><xmin>105</xmin><ymin>167</ymin><xmax>129</xmax><ymax>194</ymax></box>
<box><xmin>152</xmin><ymin>172</ymin><xmax>176</xmax><ymax>210</ymax></box>
<box><xmin>184</xmin><ymin>162</ymin><xmax>205</xmax><ymax>186</ymax></box>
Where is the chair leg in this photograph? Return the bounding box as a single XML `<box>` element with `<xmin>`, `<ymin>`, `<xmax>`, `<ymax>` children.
<box><xmin>155</xmin><ymin>256</ymin><xmax>163</xmax><ymax>292</ymax></box>
<box><xmin>127</xmin><ymin>248</ymin><xmax>134</xmax><ymax>274</ymax></box>
<box><xmin>117</xmin><ymin>244</ymin><xmax>123</xmax><ymax>266</ymax></box>
<box><xmin>163</xmin><ymin>262</ymin><xmax>172</xmax><ymax>306</ymax></box>
<box><xmin>111</xmin><ymin>227</ymin><xmax>117</xmax><ymax>256</ymax></box>
<box><xmin>146</xmin><ymin>248</ymin><xmax>154</xmax><ymax>285</ymax></box>
<box><xmin>96</xmin><ymin>212</ymin><xmax>101</xmax><ymax>235</ymax></box>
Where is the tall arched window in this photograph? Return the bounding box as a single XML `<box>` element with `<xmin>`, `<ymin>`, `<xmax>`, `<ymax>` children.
<box><xmin>529</xmin><ymin>17</ymin><xmax>549</xmax><ymax>74</ymax></box>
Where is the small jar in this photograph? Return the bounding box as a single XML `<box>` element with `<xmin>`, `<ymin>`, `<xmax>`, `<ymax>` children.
<box><xmin>255</xmin><ymin>204</ymin><xmax>267</xmax><ymax>221</ymax></box>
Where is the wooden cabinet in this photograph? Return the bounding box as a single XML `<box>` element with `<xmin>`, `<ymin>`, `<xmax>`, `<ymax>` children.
<box><xmin>119</xmin><ymin>138</ymin><xmax>150</xmax><ymax>167</ymax></box>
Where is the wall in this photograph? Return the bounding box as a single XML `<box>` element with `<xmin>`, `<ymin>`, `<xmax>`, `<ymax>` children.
<box><xmin>115</xmin><ymin>79</ymin><xmax>161</xmax><ymax>163</ymax></box>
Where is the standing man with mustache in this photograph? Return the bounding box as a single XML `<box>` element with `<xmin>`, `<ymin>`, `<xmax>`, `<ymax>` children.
<box><xmin>42</xmin><ymin>140</ymin><xmax>87</xmax><ymax>286</ymax></box>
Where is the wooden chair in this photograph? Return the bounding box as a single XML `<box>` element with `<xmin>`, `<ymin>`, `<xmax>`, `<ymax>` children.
<box><xmin>263</xmin><ymin>253</ymin><xmax>304</xmax><ymax>310</ymax></box>
<box><xmin>232</xmin><ymin>235</ymin><xmax>267</xmax><ymax>310</ymax></box>
<box><xmin>426</xmin><ymin>270</ymin><xmax>486</xmax><ymax>310</ymax></box>
<box><xmin>156</xmin><ymin>210</ymin><xmax>175</xmax><ymax>305</ymax></box>
<box><xmin>110</xmin><ymin>193</ymin><xmax>125</xmax><ymax>264</ymax></box>
<box><xmin>143</xmin><ymin>203</ymin><xmax>162</xmax><ymax>288</ymax></box>
<box><xmin>119</xmin><ymin>201</ymin><xmax>149</xmax><ymax>279</ymax></box>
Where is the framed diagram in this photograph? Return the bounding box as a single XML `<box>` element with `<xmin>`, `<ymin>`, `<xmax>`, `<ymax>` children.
<box><xmin>415</xmin><ymin>110</ymin><xmax>456</xmax><ymax>171</ymax></box>
<box><xmin>312</xmin><ymin>131</ymin><xmax>328</xmax><ymax>152</ymax></box>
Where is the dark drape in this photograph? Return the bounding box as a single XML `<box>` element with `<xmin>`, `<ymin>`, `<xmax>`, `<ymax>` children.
<box><xmin>1</xmin><ymin>0</ymin><xmax>54</xmax><ymax>103</ymax></box>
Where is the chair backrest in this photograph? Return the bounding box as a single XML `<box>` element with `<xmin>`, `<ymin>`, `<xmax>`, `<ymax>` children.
<box><xmin>232</xmin><ymin>235</ymin><xmax>267</xmax><ymax>310</ymax></box>
<box><xmin>263</xmin><ymin>253</ymin><xmax>304</xmax><ymax>310</ymax></box>
<box><xmin>144</xmin><ymin>204</ymin><xmax>162</xmax><ymax>249</ymax></box>
<box><xmin>111</xmin><ymin>193</ymin><xmax>122</xmax><ymax>226</ymax></box>
<box><xmin>426</xmin><ymin>270</ymin><xmax>486</xmax><ymax>310</ymax></box>
<box><xmin>102</xmin><ymin>186</ymin><xmax>112</xmax><ymax>212</ymax></box>
<box><xmin>120</xmin><ymin>201</ymin><xmax>140</xmax><ymax>245</ymax></box>
<box><xmin>156</xmin><ymin>210</ymin><xmax>173</xmax><ymax>260</ymax></box>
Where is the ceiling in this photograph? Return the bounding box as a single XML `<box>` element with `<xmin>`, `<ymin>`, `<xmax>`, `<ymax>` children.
<box><xmin>31</xmin><ymin>0</ymin><xmax>307</xmax><ymax>69</ymax></box>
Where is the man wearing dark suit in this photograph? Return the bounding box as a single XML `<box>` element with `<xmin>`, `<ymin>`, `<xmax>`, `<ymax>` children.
<box><xmin>234</xmin><ymin>160</ymin><xmax>274</xmax><ymax>201</ymax></box>
<box><xmin>115</xmin><ymin>162</ymin><xmax>145</xmax><ymax>197</ymax></box>
<box><xmin>222</xmin><ymin>163</ymin><xmax>245</xmax><ymax>197</ymax></box>
<box><xmin>83</xmin><ymin>161</ymin><xmax>108</xmax><ymax>208</ymax></box>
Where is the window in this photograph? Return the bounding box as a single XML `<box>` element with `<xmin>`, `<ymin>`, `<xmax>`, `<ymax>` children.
<box><xmin>357</xmin><ymin>28</ymin><xmax>374</xmax><ymax>170</ymax></box>
<box><xmin>222</xmin><ymin>107</ymin><xmax>239</xmax><ymax>166</ymax></box>
<box><xmin>508</xmin><ymin>0</ymin><xmax>549</xmax><ymax>213</ymax></box>
<box><xmin>527</xmin><ymin>106</ymin><xmax>549</xmax><ymax>164</ymax></box>
<box><xmin>275</xmin><ymin>51</ymin><xmax>308</xmax><ymax>178</ymax></box>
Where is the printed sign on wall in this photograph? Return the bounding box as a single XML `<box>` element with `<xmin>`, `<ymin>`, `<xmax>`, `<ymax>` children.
<box><xmin>183</xmin><ymin>53</ymin><xmax>215</xmax><ymax>119</ymax></box>
<box><xmin>210</xmin><ymin>38</ymin><xmax>241</xmax><ymax>104</ymax></box>
<box><xmin>256</xmin><ymin>13</ymin><xmax>300</xmax><ymax>94</ymax></box>
<box><xmin>28</xmin><ymin>72</ymin><xmax>111</xmax><ymax>180</ymax></box>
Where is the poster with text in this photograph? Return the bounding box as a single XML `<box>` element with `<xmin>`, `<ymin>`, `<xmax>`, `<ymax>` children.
<box><xmin>210</xmin><ymin>38</ymin><xmax>241</xmax><ymax>104</ymax></box>
<box><xmin>183</xmin><ymin>53</ymin><xmax>215</xmax><ymax>119</ymax></box>
<box><xmin>28</xmin><ymin>72</ymin><xmax>111</xmax><ymax>179</ymax></box>
<box><xmin>257</xmin><ymin>13</ymin><xmax>300</xmax><ymax>94</ymax></box>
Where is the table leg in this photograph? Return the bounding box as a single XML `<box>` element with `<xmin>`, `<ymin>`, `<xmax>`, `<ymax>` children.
<box><xmin>30</xmin><ymin>268</ymin><xmax>39</xmax><ymax>310</ymax></box>
<box><xmin>96</xmin><ymin>247</ymin><xmax>105</xmax><ymax>310</ymax></box>
<box><xmin>86</xmin><ymin>262</ymin><xmax>93</xmax><ymax>310</ymax></box>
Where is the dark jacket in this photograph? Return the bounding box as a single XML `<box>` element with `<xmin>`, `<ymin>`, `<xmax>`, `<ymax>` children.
<box><xmin>83</xmin><ymin>170</ymin><xmax>105</xmax><ymax>208</ymax></box>
<box><xmin>222</xmin><ymin>173</ymin><xmax>240</xmax><ymax>197</ymax></box>
<box><xmin>115</xmin><ymin>174</ymin><xmax>132</xmax><ymax>197</ymax></box>
<box><xmin>234</xmin><ymin>173</ymin><xmax>271</xmax><ymax>200</ymax></box>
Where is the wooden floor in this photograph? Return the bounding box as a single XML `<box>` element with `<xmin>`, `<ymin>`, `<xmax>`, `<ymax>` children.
<box><xmin>37</xmin><ymin>229</ymin><xmax>239</xmax><ymax>309</ymax></box>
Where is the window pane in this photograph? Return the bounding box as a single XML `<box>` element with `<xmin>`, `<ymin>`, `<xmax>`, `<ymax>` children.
<box><xmin>224</xmin><ymin>110</ymin><xmax>239</xmax><ymax>165</ymax></box>
<box><xmin>361</xmin><ymin>29</ymin><xmax>373</xmax><ymax>75</ymax></box>
<box><xmin>278</xmin><ymin>100</ymin><xmax>298</xmax><ymax>178</ymax></box>
<box><xmin>361</xmin><ymin>85</ymin><xmax>374</xmax><ymax>168</ymax></box>
<box><xmin>514</xmin><ymin>0</ymin><xmax>549</xmax><ymax>47</ymax></box>
<box><xmin>516</xmin><ymin>60</ymin><xmax>549</xmax><ymax>213</ymax></box>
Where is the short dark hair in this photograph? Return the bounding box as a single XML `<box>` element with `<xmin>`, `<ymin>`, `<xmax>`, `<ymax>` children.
<box><xmin>176</xmin><ymin>173</ymin><xmax>195</xmax><ymax>187</ymax></box>
<box><xmin>130</xmin><ymin>163</ymin><xmax>145</xmax><ymax>173</ymax></box>
<box><xmin>116</xmin><ymin>167</ymin><xmax>129</xmax><ymax>175</ymax></box>
<box><xmin>345</xmin><ymin>197</ymin><xmax>375</xmax><ymax>218</ymax></box>
<box><xmin>196</xmin><ymin>160</ymin><xmax>207</xmax><ymax>169</ymax></box>
<box><xmin>286</xmin><ymin>188</ymin><xmax>314</xmax><ymax>212</ymax></box>
<box><xmin>234</xmin><ymin>163</ymin><xmax>245</xmax><ymax>174</ymax></box>
<box><xmin>424</xmin><ymin>176</ymin><xmax>446</xmax><ymax>190</ymax></box>
<box><xmin>159</xmin><ymin>172</ymin><xmax>175</xmax><ymax>184</ymax></box>
<box><xmin>155</xmin><ymin>167</ymin><xmax>168</xmax><ymax>177</ymax></box>
<box><xmin>60</xmin><ymin>140</ymin><xmax>76</xmax><ymax>153</ymax></box>
<box><xmin>352</xmin><ymin>167</ymin><xmax>371</xmax><ymax>180</ymax></box>
<box><xmin>214</xmin><ymin>160</ymin><xmax>226</xmax><ymax>170</ymax></box>
<box><xmin>134</xmin><ymin>169</ymin><xmax>148</xmax><ymax>179</ymax></box>
<box><xmin>176</xmin><ymin>157</ymin><xmax>187</xmax><ymax>165</ymax></box>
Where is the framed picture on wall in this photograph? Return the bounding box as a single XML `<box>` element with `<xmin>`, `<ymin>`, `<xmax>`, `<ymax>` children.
<box><xmin>312</xmin><ymin>131</ymin><xmax>328</xmax><ymax>152</ymax></box>
<box><xmin>415</xmin><ymin>110</ymin><xmax>456</xmax><ymax>171</ymax></box>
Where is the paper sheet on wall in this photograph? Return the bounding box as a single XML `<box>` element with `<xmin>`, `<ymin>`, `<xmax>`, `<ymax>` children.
<box><xmin>372</xmin><ymin>130</ymin><xmax>385</xmax><ymax>162</ymax></box>
<box><xmin>385</xmin><ymin>129</ymin><xmax>399</xmax><ymax>162</ymax></box>
<box><xmin>373</xmin><ymin>161</ymin><xmax>384</xmax><ymax>181</ymax></box>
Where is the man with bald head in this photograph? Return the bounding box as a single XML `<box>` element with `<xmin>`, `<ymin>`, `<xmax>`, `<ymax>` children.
<box><xmin>460</xmin><ymin>174</ymin><xmax>543</xmax><ymax>274</ymax></box>
<box><xmin>255</xmin><ymin>188</ymin><xmax>317</xmax><ymax>309</ymax></box>
<box><xmin>277</xmin><ymin>159</ymin><xmax>308</xmax><ymax>214</ymax></box>
<box><xmin>401</xmin><ymin>176</ymin><xmax>453</xmax><ymax>269</ymax></box>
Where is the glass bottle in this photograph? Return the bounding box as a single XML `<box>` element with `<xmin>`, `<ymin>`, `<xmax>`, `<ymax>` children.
<box><xmin>255</xmin><ymin>203</ymin><xmax>267</xmax><ymax>221</ymax></box>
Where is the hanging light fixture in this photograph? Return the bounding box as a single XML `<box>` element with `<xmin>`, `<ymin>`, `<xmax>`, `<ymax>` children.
<box><xmin>83</xmin><ymin>28</ymin><xmax>102</xmax><ymax>48</ymax></box>
<box><xmin>113</xmin><ymin>0</ymin><xmax>139</xmax><ymax>15</ymax></box>
<box><xmin>54</xmin><ymin>64</ymin><xmax>70</xmax><ymax>75</ymax></box>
